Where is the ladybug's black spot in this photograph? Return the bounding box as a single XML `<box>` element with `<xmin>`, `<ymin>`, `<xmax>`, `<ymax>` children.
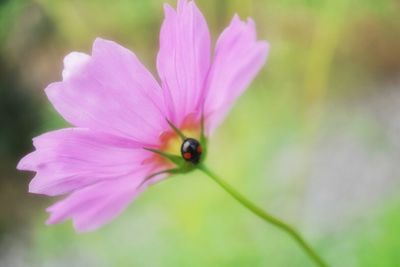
<box><xmin>181</xmin><ymin>138</ymin><xmax>202</xmax><ymax>164</ymax></box>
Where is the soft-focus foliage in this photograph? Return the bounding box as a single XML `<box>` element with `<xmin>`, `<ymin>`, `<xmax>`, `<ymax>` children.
<box><xmin>1</xmin><ymin>0</ymin><xmax>399</xmax><ymax>266</ymax></box>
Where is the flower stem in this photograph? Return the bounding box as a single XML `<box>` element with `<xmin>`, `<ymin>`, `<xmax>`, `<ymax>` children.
<box><xmin>198</xmin><ymin>164</ymin><xmax>328</xmax><ymax>267</ymax></box>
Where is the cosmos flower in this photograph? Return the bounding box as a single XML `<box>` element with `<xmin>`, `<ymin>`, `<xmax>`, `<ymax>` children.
<box><xmin>17</xmin><ymin>0</ymin><xmax>269</xmax><ymax>232</ymax></box>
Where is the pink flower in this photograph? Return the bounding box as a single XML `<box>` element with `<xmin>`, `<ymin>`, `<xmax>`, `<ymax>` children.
<box><xmin>17</xmin><ymin>0</ymin><xmax>269</xmax><ymax>232</ymax></box>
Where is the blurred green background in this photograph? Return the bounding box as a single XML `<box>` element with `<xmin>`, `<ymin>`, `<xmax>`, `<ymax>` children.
<box><xmin>1</xmin><ymin>0</ymin><xmax>400</xmax><ymax>266</ymax></box>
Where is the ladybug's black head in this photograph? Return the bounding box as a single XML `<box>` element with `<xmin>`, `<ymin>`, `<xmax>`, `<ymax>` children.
<box><xmin>181</xmin><ymin>138</ymin><xmax>202</xmax><ymax>164</ymax></box>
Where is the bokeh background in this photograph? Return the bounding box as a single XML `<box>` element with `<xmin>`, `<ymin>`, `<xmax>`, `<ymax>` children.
<box><xmin>1</xmin><ymin>0</ymin><xmax>400</xmax><ymax>266</ymax></box>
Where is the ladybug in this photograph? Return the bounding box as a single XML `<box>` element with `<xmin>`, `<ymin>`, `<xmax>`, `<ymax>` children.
<box><xmin>181</xmin><ymin>138</ymin><xmax>202</xmax><ymax>164</ymax></box>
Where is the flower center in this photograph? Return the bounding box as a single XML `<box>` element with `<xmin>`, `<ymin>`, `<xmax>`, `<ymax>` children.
<box><xmin>181</xmin><ymin>138</ymin><xmax>202</xmax><ymax>164</ymax></box>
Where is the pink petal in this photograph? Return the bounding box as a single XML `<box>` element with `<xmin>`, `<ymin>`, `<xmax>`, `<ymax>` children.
<box><xmin>17</xmin><ymin>128</ymin><xmax>152</xmax><ymax>196</ymax></box>
<box><xmin>62</xmin><ymin>52</ymin><xmax>90</xmax><ymax>80</ymax></box>
<box><xmin>157</xmin><ymin>0</ymin><xmax>211</xmax><ymax>126</ymax></box>
<box><xmin>46</xmin><ymin>38</ymin><xmax>167</xmax><ymax>144</ymax></box>
<box><xmin>204</xmin><ymin>15</ymin><xmax>269</xmax><ymax>133</ymax></box>
<box><xmin>45</xmin><ymin>169</ymin><xmax>154</xmax><ymax>232</ymax></box>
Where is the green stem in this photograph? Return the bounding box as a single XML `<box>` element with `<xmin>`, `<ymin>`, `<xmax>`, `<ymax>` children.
<box><xmin>198</xmin><ymin>164</ymin><xmax>328</xmax><ymax>267</ymax></box>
